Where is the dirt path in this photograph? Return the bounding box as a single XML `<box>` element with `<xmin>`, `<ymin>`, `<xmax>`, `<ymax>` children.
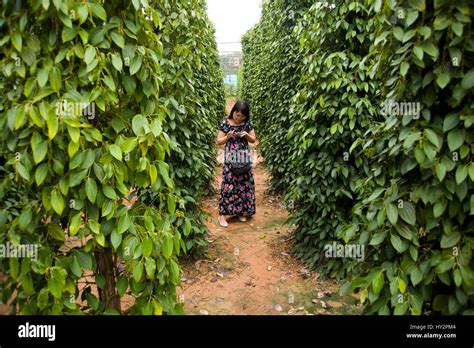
<box><xmin>177</xmin><ymin>153</ymin><xmax>361</xmax><ymax>315</ymax></box>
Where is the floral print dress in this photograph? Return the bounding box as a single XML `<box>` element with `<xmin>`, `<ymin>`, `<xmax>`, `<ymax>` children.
<box><xmin>218</xmin><ymin>118</ymin><xmax>256</xmax><ymax>217</ymax></box>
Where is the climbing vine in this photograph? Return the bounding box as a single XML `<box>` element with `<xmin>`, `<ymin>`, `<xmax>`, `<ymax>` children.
<box><xmin>242</xmin><ymin>0</ymin><xmax>474</xmax><ymax>314</ymax></box>
<box><xmin>0</xmin><ymin>0</ymin><xmax>224</xmax><ymax>314</ymax></box>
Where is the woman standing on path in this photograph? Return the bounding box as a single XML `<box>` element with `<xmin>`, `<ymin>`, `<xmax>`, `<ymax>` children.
<box><xmin>216</xmin><ymin>100</ymin><xmax>257</xmax><ymax>227</ymax></box>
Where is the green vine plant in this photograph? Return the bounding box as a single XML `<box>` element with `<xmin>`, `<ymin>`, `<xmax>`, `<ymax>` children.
<box><xmin>0</xmin><ymin>0</ymin><xmax>224</xmax><ymax>315</ymax></box>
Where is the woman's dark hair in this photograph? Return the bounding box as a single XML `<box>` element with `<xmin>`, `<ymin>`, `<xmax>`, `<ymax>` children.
<box><xmin>228</xmin><ymin>100</ymin><xmax>250</xmax><ymax>121</ymax></box>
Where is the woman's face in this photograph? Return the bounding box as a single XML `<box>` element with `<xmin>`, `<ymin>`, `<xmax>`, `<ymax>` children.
<box><xmin>233</xmin><ymin>110</ymin><xmax>247</xmax><ymax>123</ymax></box>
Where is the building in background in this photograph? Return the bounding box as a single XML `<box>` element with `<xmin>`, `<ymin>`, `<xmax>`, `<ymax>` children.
<box><xmin>220</xmin><ymin>51</ymin><xmax>242</xmax><ymax>87</ymax></box>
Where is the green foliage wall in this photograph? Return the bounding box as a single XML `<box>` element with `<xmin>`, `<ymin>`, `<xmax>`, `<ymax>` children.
<box><xmin>242</xmin><ymin>0</ymin><xmax>312</xmax><ymax>193</ymax></box>
<box><xmin>242</xmin><ymin>0</ymin><xmax>474</xmax><ymax>314</ymax></box>
<box><xmin>0</xmin><ymin>0</ymin><xmax>224</xmax><ymax>314</ymax></box>
<box><xmin>347</xmin><ymin>0</ymin><xmax>474</xmax><ymax>315</ymax></box>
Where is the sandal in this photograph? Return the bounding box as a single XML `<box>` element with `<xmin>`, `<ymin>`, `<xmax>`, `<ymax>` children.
<box><xmin>238</xmin><ymin>216</ymin><xmax>247</xmax><ymax>222</ymax></box>
<box><xmin>218</xmin><ymin>215</ymin><xmax>228</xmax><ymax>227</ymax></box>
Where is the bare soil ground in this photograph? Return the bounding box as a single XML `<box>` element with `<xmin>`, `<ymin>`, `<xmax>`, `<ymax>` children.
<box><xmin>176</xmin><ymin>158</ymin><xmax>361</xmax><ymax>315</ymax></box>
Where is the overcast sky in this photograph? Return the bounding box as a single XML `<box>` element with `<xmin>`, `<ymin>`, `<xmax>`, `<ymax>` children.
<box><xmin>206</xmin><ymin>0</ymin><xmax>262</xmax><ymax>52</ymax></box>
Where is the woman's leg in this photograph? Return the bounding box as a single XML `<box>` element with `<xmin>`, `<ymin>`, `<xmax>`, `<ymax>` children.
<box><xmin>218</xmin><ymin>215</ymin><xmax>228</xmax><ymax>227</ymax></box>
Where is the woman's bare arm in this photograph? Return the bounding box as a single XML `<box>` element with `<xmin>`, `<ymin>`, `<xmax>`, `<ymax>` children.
<box><xmin>216</xmin><ymin>130</ymin><xmax>230</xmax><ymax>145</ymax></box>
<box><xmin>242</xmin><ymin>129</ymin><xmax>256</xmax><ymax>144</ymax></box>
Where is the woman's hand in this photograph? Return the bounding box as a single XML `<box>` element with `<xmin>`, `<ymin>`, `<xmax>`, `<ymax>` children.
<box><xmin>227</xmin><ymin>130</ymin><xmax>238</xmax><ymax>140</ymax></box>
<box><xmin>239</xmin><ymin>130</ymin><xmax>256</xmax><ymax>143</ymax></box>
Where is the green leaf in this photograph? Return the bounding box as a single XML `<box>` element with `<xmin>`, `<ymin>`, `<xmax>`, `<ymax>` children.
<box><xmin>447</xmin><ymin>128</ymin><xmax>463</xmax><ymax>151</ymax></box>
<box><xmin>435</xmin><ymin>162</ymin><xmax>446</xmax><ymax>182</ymax></box>
<box><xmin>167</xmin><ymin>195</ymin><xmax>176</xmax><ymax>215</ymax></box>
<box><xmin>12</xmin><ymin>32</ymin><xmax>22</xmax><ymax>51</ymax></box>
<box><xmin>145</xmin><ymin>257</ymin><xmax>156</xmax><ymax>279</ymax></box>
<box><xmin>129</xmin><ymin>55</ymin><xmax>142</xmax><ymax>75</ymax></box>
<box><xmin>111</xmin><ymin>229</ymin><xmax>122</xmax><ymax>250</ymax></box>
<box><xmin>48</xmin><ymin>224</ymin><xmax>65</xmax><ymax>241</ymax></box>
<box><xmin>103</xmin><ymin>74</ymin><xmax>116</xmax><ymax>92</ymax></box>
<box><xmin>372</xmin><ymin>272</ymin><xmax>384</xmax><ymax>295</ymax></box>
<box><xmin>386</xmin><ymin>203</ymin><xmax>398</xmax><ymax>225</ymax></box>
<box><xmin>17</xmin><ymin>163</ymin><xmax>30</xmax><ymax>181</ymax></box>
<box><xmin>71</xmin><ymin>255</ymin><xmax>82</xmax><ymax>278</ymax></box>
<box><xmin>424</xmin><ymin>129</ymin><xmax>440</xmax><ymax>149</ymax></box>
<box><xmin>400</xmin><ymin>62</ymin><xmax>409</xmax><ymax>76</ymax></box>
<box><xmin>13</xmin><ymin>107</ymin><xmax>27</xmax><ymax>130</ymax></box>
<box><xmin>440</xmin><ymin>231</ymin><xmax>461</xmax><ymax>249</ymax></box>
<box><xmin>47</xmin><ymin>109</ymin><xmax>59</xmax><ymax>140</ymax></box>
<box><xmin>62</xmin><ymin>27</ymin><xmax>77</xmax><ymax>42</ymax></box>
<box><xmin>460</xmin><ymin>266</ymin><xmax>474</xmax><ymax>288</ymax></box>
<box><xmin>394</xmin><ymin>222</ymin><xmax>413</xmax><ymax>240</ymax></box>
<box><xmin>117</xmin><ymin>213</ymin><xmax>131</xmax><ymax>234</ymax></box>
<box><xmin>421</xmin><ymin>41</ymin><xmax>438</xmax><ymax>59</ymax></box>
<box><xmin>436</xmin><ymin>71</ymin><xmax>450</xmax><ymax>89</ymax></box>
<box><xmin>84</xmin><ymin>46</ymin><xmax>96</xmax><ymax>65</ymax></box>
<box><xmin>468</xmin><ymin>164</ymin><xmax>474</xmax><ymax>182</ymax></box>
<box><xmin>58</xmin><ymin>11</ymin><xmax>73</xmax><ymax>28</ymax></box>
<box><xmin>149</xmin><ymin>164</ymin><xmax>157</xmax><ymax>185</ymax></box>
<box><xmin>435</xmin><ymin>256</ymin><xmax>455</xmax><ymax>274</ymax></box>
<box><xmin>411</xmin><ymin>267</ymin><xmax>423</xmax><ymax>286</ymax></box>
<box><xmin>162</xmin><ymin>236</ymin><xmax>173</xmax><ymax>259</ymax></box>
<box><xmin>49</xmin><ymin>67</ymin><xmax>62</xmax><ymax>92</ymax></box>
<box><xmin>399</xmin><ymin>202</ymin><xmax>416</xmax><ymax>226</ymax></box>
<box><xmin>89</xmin><ymin>220</ymin><xmax>101</xmax><ymax>235</ymax></box>
<box><xmin>37</xmin><ymin>288</ymin><xmax>49</xmax><ymax>310</ymax></box>
<box><xmin>90</xmin><ymin>3</ymin><xmax>107</xmax><ymax>21</ymax></box>
<box><xmin>111</xmin><ymin>31</ymin><xmax>125</xmax><ymax>48</ymax></box>
<box><xmin>408</xmin><ymin>0</ymin><xmax>425</xmax><ymax>11</ymax></box>
<box><xmin>133</xmin><ymin>262</ymin><xmax>143</xmax><ymax>282</ymax></box>
<box><xmin>109</xmin><ymin>144</ymin><xmax>122</xmax><ymax>161</ymax></box>
<box><xmin>403</xmin><ymin>132</ymin><xmax>420</xmax><ymax>149</ymax></box>
<box><xmin>141</xmin><ymin>237</ymin><xmax>153</xmax><ymax>258</ymax></box>
<box><xmin>85</xmin><ymin>178</ymin><xmax>98</xmax><ymax>203</ymax></box>
<box><xmin>102</xmin><ymin>199</ymin><xmax>114</xmax><ymax>217</ymax></box>
<box><xmin>18</xmin><ymin>209</ymin><xmax>32</xmax><ymax>230</ymax></box>
<box><xmin>103</xmin><ymin>185</ymin><xmax>117</xmax><ymax>200</ymax></box>
<box><xmin>390</xmin><ymin>234</ymin><xmax>406</xmax><ymax>253</ymax></box>
<box><xmin>455</xmin><ymin>165</ymin><xmax>468</xmax><ymax>184</ymax></box>
<box><xmin>461</xmin><ymin>69</ymin><xmax>474</xmax><ymax>90</ymax></box>
<box><xmin>47</xmin><ymin>277</ymin><xmax>62</xmax><ymax>299</ymax></box>
<box><xmin>37</xmin><ymin>68</ymin><xmax>49</xmax><ymax>88</ymax></box>
<box><xmin>117</xmin><ymin>277</ymin><xmax>128</xmax><ymax>296</ymax></box>
<box><xmin>51</xmin><ymin>190</ymin><xmax>65</xmax><ymax>215</ymax></box>
<box><xmin>413</xmin><ymin>46</ymin><xmax>423</xmax><ymax>60</ymax></box>
<box><xmin>443</xmin><ymin>113</ymin><xmax>459</xmax><ymax>132</ymax></box>
<box><xmin>159</xmin><ymin>162</ymin><xmax>173</xmax><ymax>188</ymax></box>
<box><xmin>31</xmin><ymin>132</ymin><xmax>48</xmax><ymax>164</ymax></box>
<box><xmin>121</xmin><ymin>138</ymin><xmax>138</xmax><ymax>153</ymax></box>
<box><xmin>132</xmin><ymin>114</ymin><xmax>147</xmax><ymax>135</ymax></box>
<box><xmin>35</xmin><ymin>164</ymin><xmax>48</xmax><ymax>186</ymax></box>
<box><xmin>393</xmin><ymin>302</ymin><xmax>408</xmax><ymax>315</ymax></box>
<box><xmin>433</xmin><ymin>199</ymin><xmax>447</xmax><ymax>218</ymax></box>
<box><xmin>184</xmin><ymin>219</ymin><xmax>192</xmax><ymax>237</ymax></box>
<box><xmin>70</xmin><ymin>213</ymin><xmax>81</xmax><ymax>236</ymax></box>
<box><xmin>398</xmin><ymin>278</ymin><xmax>407</xmax><ymax>294</ymax></box>
<box><xmin>77</xmin><ymin>5</ymin><xmax>88</xmax><ymax>24</ymax></box>
<box><xmin>111</xmin><ymin>54</ymin><xmax>123</xmax><ymax>71</ymax></box>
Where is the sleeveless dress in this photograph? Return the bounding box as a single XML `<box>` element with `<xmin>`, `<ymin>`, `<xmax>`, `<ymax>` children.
<box><xmin>218</xmin><ymin>118</ymin><xmax>256</xmax><ymax>217</ymax></box>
